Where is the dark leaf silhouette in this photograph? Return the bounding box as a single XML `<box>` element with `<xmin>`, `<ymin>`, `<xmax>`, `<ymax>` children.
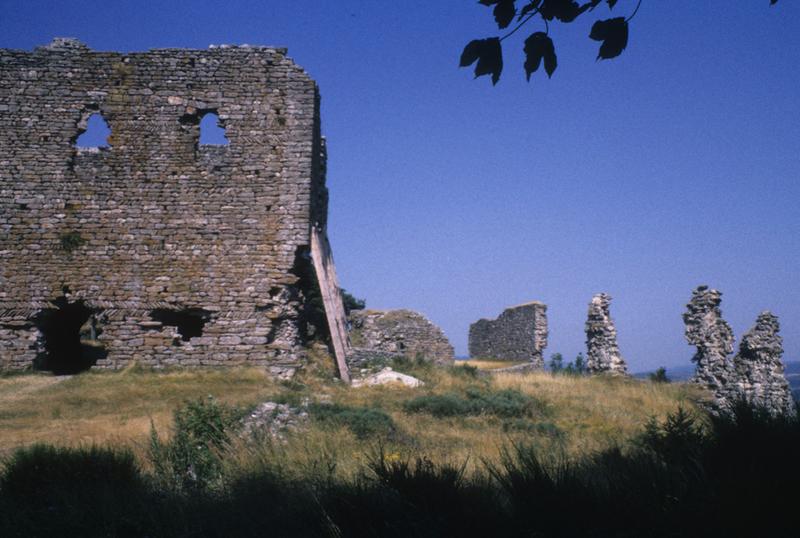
<box><xmin>607</xmin><ymin>0</ymin><xmax>618</xmax><ymax>8</ymax></box>
<box><xmin>540</xmin><ymin>0</ymin><xmax>582</xmax><ymax>22</ymax></box>
<box><xmin>523</xmin><ymin>32</ymin><xmax>557</xmax><ymax>80</ymax></box>
<box><xmin>518</xmin><ymin>0</ymin><xmax>543</xmax><ymax>20</ymax></box>
<box><xmin>460</xmin><ymin>37</ymin><xmax>504</xmax><ymax>85</ymax></box>
<box><xmin>460</xmin><ymin>39</ymin><xmax>483</xmax><ymax>67</ymax></box>
<box><xmin>589</xmin><ymin>17</ymin><xmax>629</xmax><ymax>59</ymax></box>
<box><xmin>479</xmin><ymin>0</ymin><xmax>517</xmax><ymax>30</ymax></box>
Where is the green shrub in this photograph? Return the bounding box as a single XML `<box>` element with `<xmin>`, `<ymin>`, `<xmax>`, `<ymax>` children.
<box><xmin>649</xmin><ymin>367</ymin><xmax>670</xmax><ymax>383</ymax></box>
<box><xmin>148</xmin><ymin>396</ymin><xmax>243</xmax><ymax>492</ymax></box>
<box><xmin>309</xmin><ymin>403</ymin><xmax>395</xmax><ymax>439</ymax></box>
<box><xmin>404</xmin><ymin>388</ymin><xmax>544</xmax><ymax>419</ymax></box>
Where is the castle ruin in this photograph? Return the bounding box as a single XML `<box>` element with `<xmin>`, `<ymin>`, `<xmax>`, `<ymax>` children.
<box><xmin>585</xmin><ymin>293</ymin><xmax>627</xmax><ymax>375</ymax></box>
<box><xmin>468</xmin><ymin>302</ymin><xmax>548</xmax><ymax>367</ymax></box>
<box><xmin>0</xmin><ymin>39</ymin><xmax>333</xmax><ymax>376</ymax></box>
<box><xmin>684</xmin><ymin>286</ymin><xmax>794</xmax><ymax>415</ymax></box>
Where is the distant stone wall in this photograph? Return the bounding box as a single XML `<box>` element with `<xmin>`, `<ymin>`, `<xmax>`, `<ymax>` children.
<box><xmin>684</xmin><ymin>286</ymin><xmax>794</xmax><ymax>416</ymax></box>
<box><xmin>585</xmin><ymin>293</ymin><xmax>627</xmax><ymax>374</ymax></box>
<box><xmin>468</xmin><ymin>302</ymin><xmax>547</xmax><ymax>367</ymax></box>
<box><xmin>0</xmin><ymin>39</ymin><xmax>328</xmax><ymax>375</ymax></box>
<box><xmin>347</xmin><ymin>309</ymin><xmax>454</xmax><ymax>368</ymax></box>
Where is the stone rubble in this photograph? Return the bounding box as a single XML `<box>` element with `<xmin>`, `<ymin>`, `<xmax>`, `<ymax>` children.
<box><xmin>242</xmin><ymin>401</ymin><xmax>309</xmax><ymax>441</ymax></box>
<box><xmin>585</xmin><ymin>293</ymin><xmax>627</xmax><ymax>375</ymax></box>
<box><xmin>351</xmin><ymin>367</ymin><xmax>424</xmax><ymax>388</ymax></box>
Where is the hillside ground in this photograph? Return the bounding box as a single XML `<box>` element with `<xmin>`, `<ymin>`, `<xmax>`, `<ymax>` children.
<box><xmin>0</xmin><ymin>352</ymin><xmax>703</xmax><ymax>474</ymax></box>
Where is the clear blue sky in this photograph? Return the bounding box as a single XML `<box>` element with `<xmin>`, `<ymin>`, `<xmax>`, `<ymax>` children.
<box><xmin>2</xmin><ymin>1</ymin><xmax>798</xmax><ymax>372</ymax></box>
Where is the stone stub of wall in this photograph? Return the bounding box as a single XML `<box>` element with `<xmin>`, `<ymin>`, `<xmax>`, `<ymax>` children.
<box><xmin>347</xmin><ymin>309</ymin><xmax>455</xmax><ymax>368</ymax></box>
<box><xmin>731</xmin><ymin>311</ymin><xmax>795</xmax><ymax>416</ymax></box>
<box><xmin>0</xmin><ymin>39</ymin><xmax>329</xmax><ymax>374</ymax></box>
<box><xmin>468</xmin><ymin>301</ymin><xmax>548</xmax><ymax>367</ymax></box>
<box><xmin>585</xmin><ymin>293</ymin><xmax>627</xmax><ymax>374</ymax></box>
<box><xmin>684</xmin><ymin>286</ymin><xmax>794</xmax><ymax>416</ymax></box>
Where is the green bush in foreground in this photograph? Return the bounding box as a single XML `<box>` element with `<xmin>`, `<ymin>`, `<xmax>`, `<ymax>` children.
<box><xmin>403</xmin><ymin>387</ymin><xmax>545</xmax><ymax>418</ymax></box>
<box><xmin>308</xmin><ymin>403</ymin><xmax>396</xmax><ymax>439</ymax></box>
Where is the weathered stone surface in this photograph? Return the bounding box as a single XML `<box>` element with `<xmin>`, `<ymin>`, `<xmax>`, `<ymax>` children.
<box><xmin>731</xmin><ymin>312</ymin><xmax>795</xmax><ymax>416</ymax></box>
<box><xmin>684</xmin><ymin>286</ymin><xmax>794</xmax><ymax>416</ymax></box>
<box><xmin>242</xmin><ymin>401</ymin><xmax>309</xmax><ymax>441</ymax></box>
<box><xmin>684</xmin><ymin>286</ymin><xmax>735</xmax><ymax>403</ymax></box>
<box><xmin>468</xmin><ymin>301</ymin><xmax>547</xmax><ymax>368</ymax></box>
<box><xmin>347</xmin><ymin>309</ymin><xmax>454</xmax><ymax>367</ymax></box>
<box><xmin>352</xmin><ymin>367</ymin><xmax>424</xmax><ymax>388</ymax></box>
<box><xmin>585</xmin><ymin>293</ymin><xmax>627</xmax><ymax>375</ymax></box>
<box><xmin>0</xmin><ymin>39</ymin><xmax>329</xmax><ymax>373</ymax></box>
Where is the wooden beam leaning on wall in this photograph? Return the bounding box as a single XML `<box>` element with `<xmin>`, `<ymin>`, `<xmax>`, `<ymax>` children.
<box><xmin>310</xmin><ymin>226</ymin><xmax>352</xmax><ymax>384</ymax></box>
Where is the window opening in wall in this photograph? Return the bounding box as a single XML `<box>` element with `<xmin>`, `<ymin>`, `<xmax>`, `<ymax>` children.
<box><xmin>150</xmin><ymin>308</ymin><xmax>211</xmax><ymax>341</ymax></box>
<box><xmin>74</xmin><ymin>113</ymin><xmax>112</xmax><ymax>149</ymax></box>
<box><xmin>34</xmin><ymin>297</ymin><xmax>107</xmax><ymax>375</ymax></box>
<box><xmin>199</xmin><ymin>112</ymin><xmax>229</xmax><ymax>145</ymax></box>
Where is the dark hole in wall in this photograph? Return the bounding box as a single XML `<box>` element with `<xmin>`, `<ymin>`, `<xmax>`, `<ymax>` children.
<box><xmin>34</xmin><ymin>297</ymin><xmax>107</xmax><ymax>375</ymax></box>
<box><xmin>150</xmin><ymin>308</ymin><xmax>210</xmax><ymax>341</ymax></box>
<box><xmin>290</xmin><ymin>246</ymin><xmax>327</xmax><ymax>344</ymax></box>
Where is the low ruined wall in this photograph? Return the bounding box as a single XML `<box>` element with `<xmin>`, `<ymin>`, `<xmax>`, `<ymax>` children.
<box><xmin>347</xmin><ymin>309</ymin><xmax>454</xmax><ymax>368</ymax></box>
<box><xmin>468</xmin><ymin>302</ymin><xmax>547</xmax><ymax>367</ymax></box>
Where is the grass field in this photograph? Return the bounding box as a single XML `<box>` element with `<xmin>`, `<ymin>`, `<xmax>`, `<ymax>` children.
<box><xmin>0</xmin><ymin>353</ymin><xmax>703</xmax><ymax>472</ymax></box>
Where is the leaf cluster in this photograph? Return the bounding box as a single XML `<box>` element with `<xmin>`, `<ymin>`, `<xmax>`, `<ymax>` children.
<box><xmin>461</xmin><ymin>1</ymin><xmax>782</xmax><ymax>85</ymax></box>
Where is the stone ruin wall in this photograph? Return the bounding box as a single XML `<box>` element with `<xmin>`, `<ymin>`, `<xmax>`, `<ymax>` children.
<box><xmin>0</xmin><ymin>39</ymin><xmax>329</xmax><ymax>376</ymax></box>
<box><xmin>684</xmin><ymin>286</ymin><xmax>794</xmax><ymax>416</ymax></box>
<box><xmin>585</xmin><ymin>293</ymin><xmax>627</xmax><ymax>374</ymax></box>
<box><xmin>347</xmin><ymin>309</ymin><xmax>455</xmax><ymax>368</ymax></box>
<box><xmin>468</xmin><ymin>302</ymin><xmax>548</xmax><ymax>367</ymax></box>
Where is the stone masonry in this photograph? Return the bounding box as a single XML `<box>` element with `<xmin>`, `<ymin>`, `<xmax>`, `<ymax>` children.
<box><xmin>731</xmin><ymin>312</ymin><xmax>795</xmax><ymax>416</ymax></box>
<box><xmin>347</xmin><ymin>309</ymin><xmax>455</xmax><ymax>368</ymax></box>
<box><xmin>0</xmin><ymin>39</ymin><xmax>329</xmax><ymax>375</ymax></box>
<box><xmin>468</xmin><ymin>301</ymin><xmax>548</xmax><ymax>367</ymax></box>
<box><xmin>684</xmin><ymin>286</ymin><xmax>794</xmax><ymax>415</ymax></box>
<box><xmin>585</xmin><ymin>293</ymin><xmax>627</xmax><ymax>374</ymax></box>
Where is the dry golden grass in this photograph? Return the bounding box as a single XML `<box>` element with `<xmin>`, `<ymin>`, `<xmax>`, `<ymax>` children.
<box><xmin>0</xmin><ymin>357</ymin><xmax>705</xmax><ymax>471</ymax></box>
<box><xmin>456</xmin><ymin>359</ymin><xmax>528</xmax><ymax>370</ymax></box>
<box><xmin>0</xmin><ymin>365</ymin><xmax>282</xmax><ymax>455</ymax></box>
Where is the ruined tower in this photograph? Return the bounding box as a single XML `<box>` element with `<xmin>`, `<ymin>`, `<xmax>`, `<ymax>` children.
<box><xmin>585</xmin><ymin>293</ymin><xmax>627</xmax><ymax>374</ymax></box>
<box><xmin>0</xmin><ymin>39</ymin><xmax>330</xmax><ymax>376</ymax></box>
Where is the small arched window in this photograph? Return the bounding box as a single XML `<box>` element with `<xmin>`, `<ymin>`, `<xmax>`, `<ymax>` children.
<box><xmin>199</xmin><ymin>112</ymin><xmax>229</xmax><ymax>146</ymax></box>
<box><xmin>74</xmin><ymin>113</ymin><xmax>111</xmax><ymax>149</ymax></box>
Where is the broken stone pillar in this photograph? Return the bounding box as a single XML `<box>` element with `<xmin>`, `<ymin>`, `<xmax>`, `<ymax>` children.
<box><xmin>585</xmin><ymin>293</ymin><xmax>627</xmax><ymax>375</ymax></box>
<box><xmin>732</xmin><ymin>312</ymin><xmax>795</xmax><ymax>416</ymax></box>
<box><xmin>683</xmin><ymin>286</ymin><xmax>735</xmax><ymax>407</ymax></box>
<box><xmin>468</xmin><ymin>302</ymin><xmax>548</xmax><ymax>368</ymax></box>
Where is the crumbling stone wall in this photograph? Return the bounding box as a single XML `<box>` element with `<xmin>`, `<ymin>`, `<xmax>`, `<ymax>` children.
<box><xmin>731</xmin><ymin>312</ymin><xmax>795</xmax><ymax>416</ymax></box>
<box><xmin>347</xmin><ymin>309</ymin><xmax>454</xmax><ymax>368</ymax></box>
<box><xmin>585</xmin><ymin>293</ymin><xmax>627</xmax><ymax>374</ymax></box>
<box><xmin>0</xmin><ymin>39</ymin><xmax>328</xmax><ymax>375</ymax></box>
<box><xmin>684</xmin><ymin>286</ymin><xmax>794</xmax><ymax>415</ymax></box>
<box><xmin>468</xmin><ymin>302</ymin><xmax>548</xmax><ymax>367</ymax></box>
